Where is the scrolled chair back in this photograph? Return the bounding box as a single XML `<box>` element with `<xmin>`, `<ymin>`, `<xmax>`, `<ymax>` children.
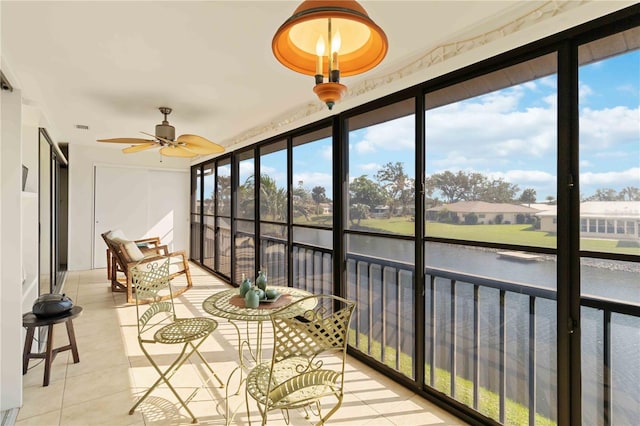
<box><xmin>270</xmin><ymin>294</ymin><xmax>355</xmax><ymax>364</ymax></box>
<box><xmin>130</xmin><ymin>258</ymin><xmax>174</xmax><ymax>334</ymax></box>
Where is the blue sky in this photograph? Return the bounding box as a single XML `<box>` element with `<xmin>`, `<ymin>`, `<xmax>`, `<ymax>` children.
<box><xmin>214</xmin><ymin>50</ymin><xmax>638</xmax><ymax>203</ymax></box>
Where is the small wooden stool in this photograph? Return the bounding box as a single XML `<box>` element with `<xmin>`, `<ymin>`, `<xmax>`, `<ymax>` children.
<box><xmin>22</xmin><ymin>306</ymin><xmax>83</xmax><ymax>386</ymax></box>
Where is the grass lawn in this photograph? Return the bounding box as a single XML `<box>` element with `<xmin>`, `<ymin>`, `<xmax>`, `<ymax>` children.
<box><xmin>351</xmin><ymin>332</ymin><xmax>557</xmax><ymax>425</ymax></box>
<box><xmin>324</xmin><ymin>216</ymin><xmax>638</xmax><ymax>255</ymax></box>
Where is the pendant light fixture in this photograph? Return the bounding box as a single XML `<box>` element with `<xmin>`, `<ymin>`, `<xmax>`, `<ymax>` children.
<box><xmin>272</xmin><ymin>0</ymin><xmax>388</xmax><ymax>110</ymax></box>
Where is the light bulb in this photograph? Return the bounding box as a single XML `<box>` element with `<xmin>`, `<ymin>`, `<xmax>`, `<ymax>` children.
<box><xmin>331</xmin><ymin>31</ymin><xmax>341</xmax><ymax>71</ymax></box>
<box><xmin>315</xmin><ymin>36</ymin><xmax>325</xmax><ymax>76</ymax></box>
<box><xmin>316</xmin><ymin>36</ymin><xmax>326</xmax><ymax>56</ymax></box>
<box><xmin>331</xmin><ymin>31</ymin><xmax>341</xmax><ymax>54</ymax></box>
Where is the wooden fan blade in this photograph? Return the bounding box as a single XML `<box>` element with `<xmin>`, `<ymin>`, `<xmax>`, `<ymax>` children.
<box><xmin>122</xmin><ymin>142</ymin><xmax>158</xmax><ymax>153</ymax></box>
<box><xmin>179</xmin><ymin>144</ymin><xmax>224</xmax><ymax>155</ymax></box>
<box><xmin>159</xmin><ymin>146</ymin><xmax>198</xmax><ymax>158</ymax></box>
<box><xmin>140</xmin><ymin>131</ymin><xmax>173</xmax><ymax>145</ymax></box>
<box><xmin>97</xmin><ymin>137</ymin><xmax>154</xmax><ymax>144</ymax></box>
<box><xmin>177</xmin><ymin>134</ymin><xmax>225</xmax><ymax>153</ymax></box>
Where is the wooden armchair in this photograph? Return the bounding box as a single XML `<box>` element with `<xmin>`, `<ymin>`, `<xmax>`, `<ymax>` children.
<box><xmin>101</xmin><ymin>230</ymin><xmax>193</xmax><ymax>303</ymax></box>
<box><xmin>103</xmin><ymin>231</ymin><xmax>163</xmax><ymax>281</ymax></box>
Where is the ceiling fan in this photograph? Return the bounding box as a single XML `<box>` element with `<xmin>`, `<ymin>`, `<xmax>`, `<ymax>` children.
<box><xmin>97</xmin><ymin>107</ymin><xmax>224</xmax><ymax>157</ymax></box>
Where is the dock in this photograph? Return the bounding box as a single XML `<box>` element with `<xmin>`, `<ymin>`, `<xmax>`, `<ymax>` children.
<box><xmin>497</xmin><ymin>251</ymin><xmax>541</xmax><ymax>262</ymax></box>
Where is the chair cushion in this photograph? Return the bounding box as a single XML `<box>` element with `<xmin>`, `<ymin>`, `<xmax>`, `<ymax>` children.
<box><xmin>107</xmin><ymin>229</ymin><xmax>127</xmax><ymax>242</ymax></box>
<box><xmin>123</xmin><ymin>241</ymin><xmax>145</xmax><ymax>261</ymax></box>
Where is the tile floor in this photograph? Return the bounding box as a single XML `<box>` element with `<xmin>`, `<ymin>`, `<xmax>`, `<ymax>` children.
<box><xmin>15</xmin><ymin>265</ymin><xmax>467</xmax><ymax>426</ymax></box>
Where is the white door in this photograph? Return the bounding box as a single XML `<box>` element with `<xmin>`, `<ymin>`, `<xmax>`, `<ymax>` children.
<box><xmin>146</xmin><ymin>169</ymin><xmax>190</xmax><ymax>253</ymax></box>
<box><xmin>93</xmin><ymin>165</ymin><xmax>189</xmax><ymax>269</ymax></box>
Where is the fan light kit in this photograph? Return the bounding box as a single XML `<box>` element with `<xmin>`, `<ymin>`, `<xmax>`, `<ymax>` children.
<box><xmin>272</xmin><ymin>0</ymin><xmax>388</xmax><ymax>110</ymax></box>
<box><xmin>97</xmin><ymin>107</ymin><xmax>224</xmax><ymax>158</ymax></box>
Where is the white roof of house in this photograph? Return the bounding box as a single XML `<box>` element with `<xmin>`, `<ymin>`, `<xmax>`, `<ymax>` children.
<box><xmin>427</xmin><ymin>201</ymin><xmax>539</xmax><ymax>213</ymax></box>
<box><xmin>536</xmin><ymin>201</ymin><xmax>639</xmax><ymax>218</ymax></box>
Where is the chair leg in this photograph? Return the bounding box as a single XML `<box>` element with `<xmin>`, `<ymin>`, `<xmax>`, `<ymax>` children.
<box><xmin>190</xmin><ymin>340</ymin><xmax>224</xmax><ymax>388</ymax></box>
<box><xmin>106</xmin><ymin>249</ymin><xmax>111</xmax><ymax>279</ymax></box>
<box><xmin>126</xmin><ymin>273</ymin><xmax>133</xmax><ymax>304</ymax></box>
<box><xmin>183</xmin><ymin>259</ymin><xmax>193</xmax><ymax>290</ymax></box>
<box><xmin>130</xmin><ymin>342</ymin><xmax>197</xmax><ymax>422</ymax></box>
<box><xmin>129</xmin><ymin>337</ymin><xmax>214</xmax><ymax>424</ymax></box>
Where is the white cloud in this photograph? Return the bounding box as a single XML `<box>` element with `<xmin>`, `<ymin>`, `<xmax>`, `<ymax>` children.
<box><xmin>292</xmin><ymin>172</ymin><xmax>333</xmax><ymax>195</ymax></box>
<box><xmin>579</xmin><ymin>82</ymin><xmax>593</xmax><ymax>100</ymax></box>
<box><xmin>320</xmin><ymin>144</ymin><xmax>332</xmax><ymax>161</ymax></box>
<box><xmin>239</xmin><ymin>160</ymin><xmax>254</xmax><ymax>177</ymax></box>
<box><xmin>617</xmin><ymin>84</ymin><xmax>637</xmax><ymax>95</ymax></box>
<box><xmin>539</xmin><ymin>75</ymin><xmax>557</xmax><ymax>89</ymax></box>
<box><xmin>580</xmin><ymin>159</ymin><xmax>592</xmax><ymax>168</ymax></box>
<box><xmin>353</xmin><ymin>115</ymin><xmax>414</xmax><ymax>154</ymax></box>
<box><xmin>359</xmin><ymin>162</ymin><xmax>381</xmax><ymax>172</ymax></box>
<box><xmin>426</xmin><ymin>88</ymin><xmax>557</xmax><ymax>165</ymax></box>
<box><xmin>355</xmin><ymin>139</ymin><xmax>377</xmax><ymax>154</ymax></box>
<box><xmin>260</xmin><ymin>165</ymin><xmax>287</xmax><ymax>187</ymax></box>
<box><xmin>217</xmin><ymin>164</ymin><xmax>231</xmax><ymax>177</ymax></box>
<box><xmin>580</xmin><ymin>167</ymin><xmax>640</xmax><ymax>186</ymax></box>
<box><xmin>592</xmin><ymin>150</ymin><xmax>633</xmax><ymax>159</ymax></box>
<box><xmin>579</xmin><ymin>106</ymin><xmax>639</xmax><ymax>150</ymax></box>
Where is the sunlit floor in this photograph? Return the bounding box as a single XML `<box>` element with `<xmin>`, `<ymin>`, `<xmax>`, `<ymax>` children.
<box><xmin>15</xmin><ymin>264</ymin><xmax>467</xmax><ymax>426</ymax></box>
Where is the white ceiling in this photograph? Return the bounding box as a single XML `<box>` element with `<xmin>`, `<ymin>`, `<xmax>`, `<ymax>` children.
<box><xmin>1</xmin><ymin>1</ymin><xmax>632</xmax><ymax>157</ymax></box>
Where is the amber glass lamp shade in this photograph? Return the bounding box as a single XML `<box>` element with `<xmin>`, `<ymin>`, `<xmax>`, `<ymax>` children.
<box><xmin>273</xmin><ymin>0</ymin><xmax>387</xmax><ymax>109</ymax></box>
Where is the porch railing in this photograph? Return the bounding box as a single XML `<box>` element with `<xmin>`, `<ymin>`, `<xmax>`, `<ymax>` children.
<box><xmin>201</xmin><ymin>229</ymin><xmax>639</xmax><ymax>425</ymax></box>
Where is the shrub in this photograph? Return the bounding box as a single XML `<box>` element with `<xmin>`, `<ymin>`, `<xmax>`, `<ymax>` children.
<box><xmin>464</xmin><ymin>212</ymin><xmax>479</xmax><ymax>225</ymax></box>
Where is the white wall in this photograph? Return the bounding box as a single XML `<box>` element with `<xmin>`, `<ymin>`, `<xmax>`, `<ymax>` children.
<box><xmin>68</xmin><ymin>144</ymin><xmax>191</xmax><ymax>271</ymax></box>
<box><xmin>1</xmin><ymin>88</ymin><xmax>24</xmax><ymax>410</ymax></box>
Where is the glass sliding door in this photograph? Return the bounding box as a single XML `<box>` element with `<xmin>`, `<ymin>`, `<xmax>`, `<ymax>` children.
<box><xmin>424</xmin><ymin>53</ymin><xmax>558</xmax><ymax>424</ymax></box>
<box><xmin>38</xmin><ymin>129</ymin><xmax>67</xmax><ymax>295</ymax></box>
<box><xmin>345</xmin><ymin>99</ymin><xmax>416</xmax><ymax>377</ymax></box>
<box><xmin>39</xmin><ymin>131</ymin><xmax>52</xmax><ymax>294</ymax></box>
<box><xmin>216</xmin><ymin>157</ymin><xmax>232</xmax><ymax>278</ymax></box>
<box><xmin>190</xmin><ymin>166</ymin><xmax>202</xmax><ymax>262</ymax></box>
<box><xmin>202</xmin><ymin>162</ymin><xmax>215</xmax><ymax>270</ymax></box>
<box><xmin>292</xmin><ymin>126</ymin><xmax>333</xmax><ymax>294</ymax></box>
<box><xmin>259</xmin><ymin>140</ymin><xmax>288</xmax><ymax>286</ymax></box>
<box><xmin>235</xmin><ymin>149</ymin><xmax>256</xmax><ymax>284</ymax></box>
<box><xmin>578</xmin><ymin>27</ymin><xmax>640</xmax><ymax>426</ymax></box>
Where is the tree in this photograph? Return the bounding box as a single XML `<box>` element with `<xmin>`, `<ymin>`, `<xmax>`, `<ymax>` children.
<box><xmin>349</xmin><ymin>175</ymin><xmax>386</xmax><ymax>210</ymax></box>
<box><xmin>349</xmin><ymin>203</ymin><xmax>369</xmax><ymax>226</ymax></box>
<box><xmin>519</xmin><ymin>188</ymin><xmax>537</xmax><ymax>207</ymax></box>
<box><xmin>586</xmin><ymin>188</ymin><xmax>618</xmax><ymax>201</ymax></box>
<box><xmin>216</xmin><ymin>175</ymin><xmax>231</xmax><ymax>215</ymax></box>
<box><xmin>375</xmin><ymin>162</ymin><xmax>413</xmax><ymax>217</ymax></box>
<box><xmin>259</xmin><ymin>174</ymin><xmax>286</xmax><ymax>221</ymax></box>
<box><xmin>237</xmin><ymin>174</ymin><xmax>255</xmax><ymax>219</ymax></box>
<box><xmin>311</xmin><ymin>186</ymin><xmax>328</xmax><ymax>214</ymax></box>
<box><xmin>426</xmin><ymin>170</ymin><xmax>518</xmax><ymax>203</ymax></box>
<box><xmin>426</xmin><ymin>171</ymin><xmax>467</xmax><ymax>203</ymax></box>
<box><xmin>478</xmin><ymin>178</ymin><xmax>519</xmax><ymax>203</ymax></box>
<box><xmin>292</xmin><ymin>182</ymin><xmax>312</xmax><ymax>220</ymax></box>
<box><xmin>619</xmin><ymin>186</ymin><xmax>640</xmax><ymax>201</ymax></box>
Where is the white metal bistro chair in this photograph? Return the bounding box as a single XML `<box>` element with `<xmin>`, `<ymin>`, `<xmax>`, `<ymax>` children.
<box><xmin>245</xmin><ymin>294</ymin><xmax>355</xmax><ymax>425</ymax></box>
<box><xmin>128</xmin><ymin>258</ymin><xmax>224</xmax><ymax>424</ymax></box>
